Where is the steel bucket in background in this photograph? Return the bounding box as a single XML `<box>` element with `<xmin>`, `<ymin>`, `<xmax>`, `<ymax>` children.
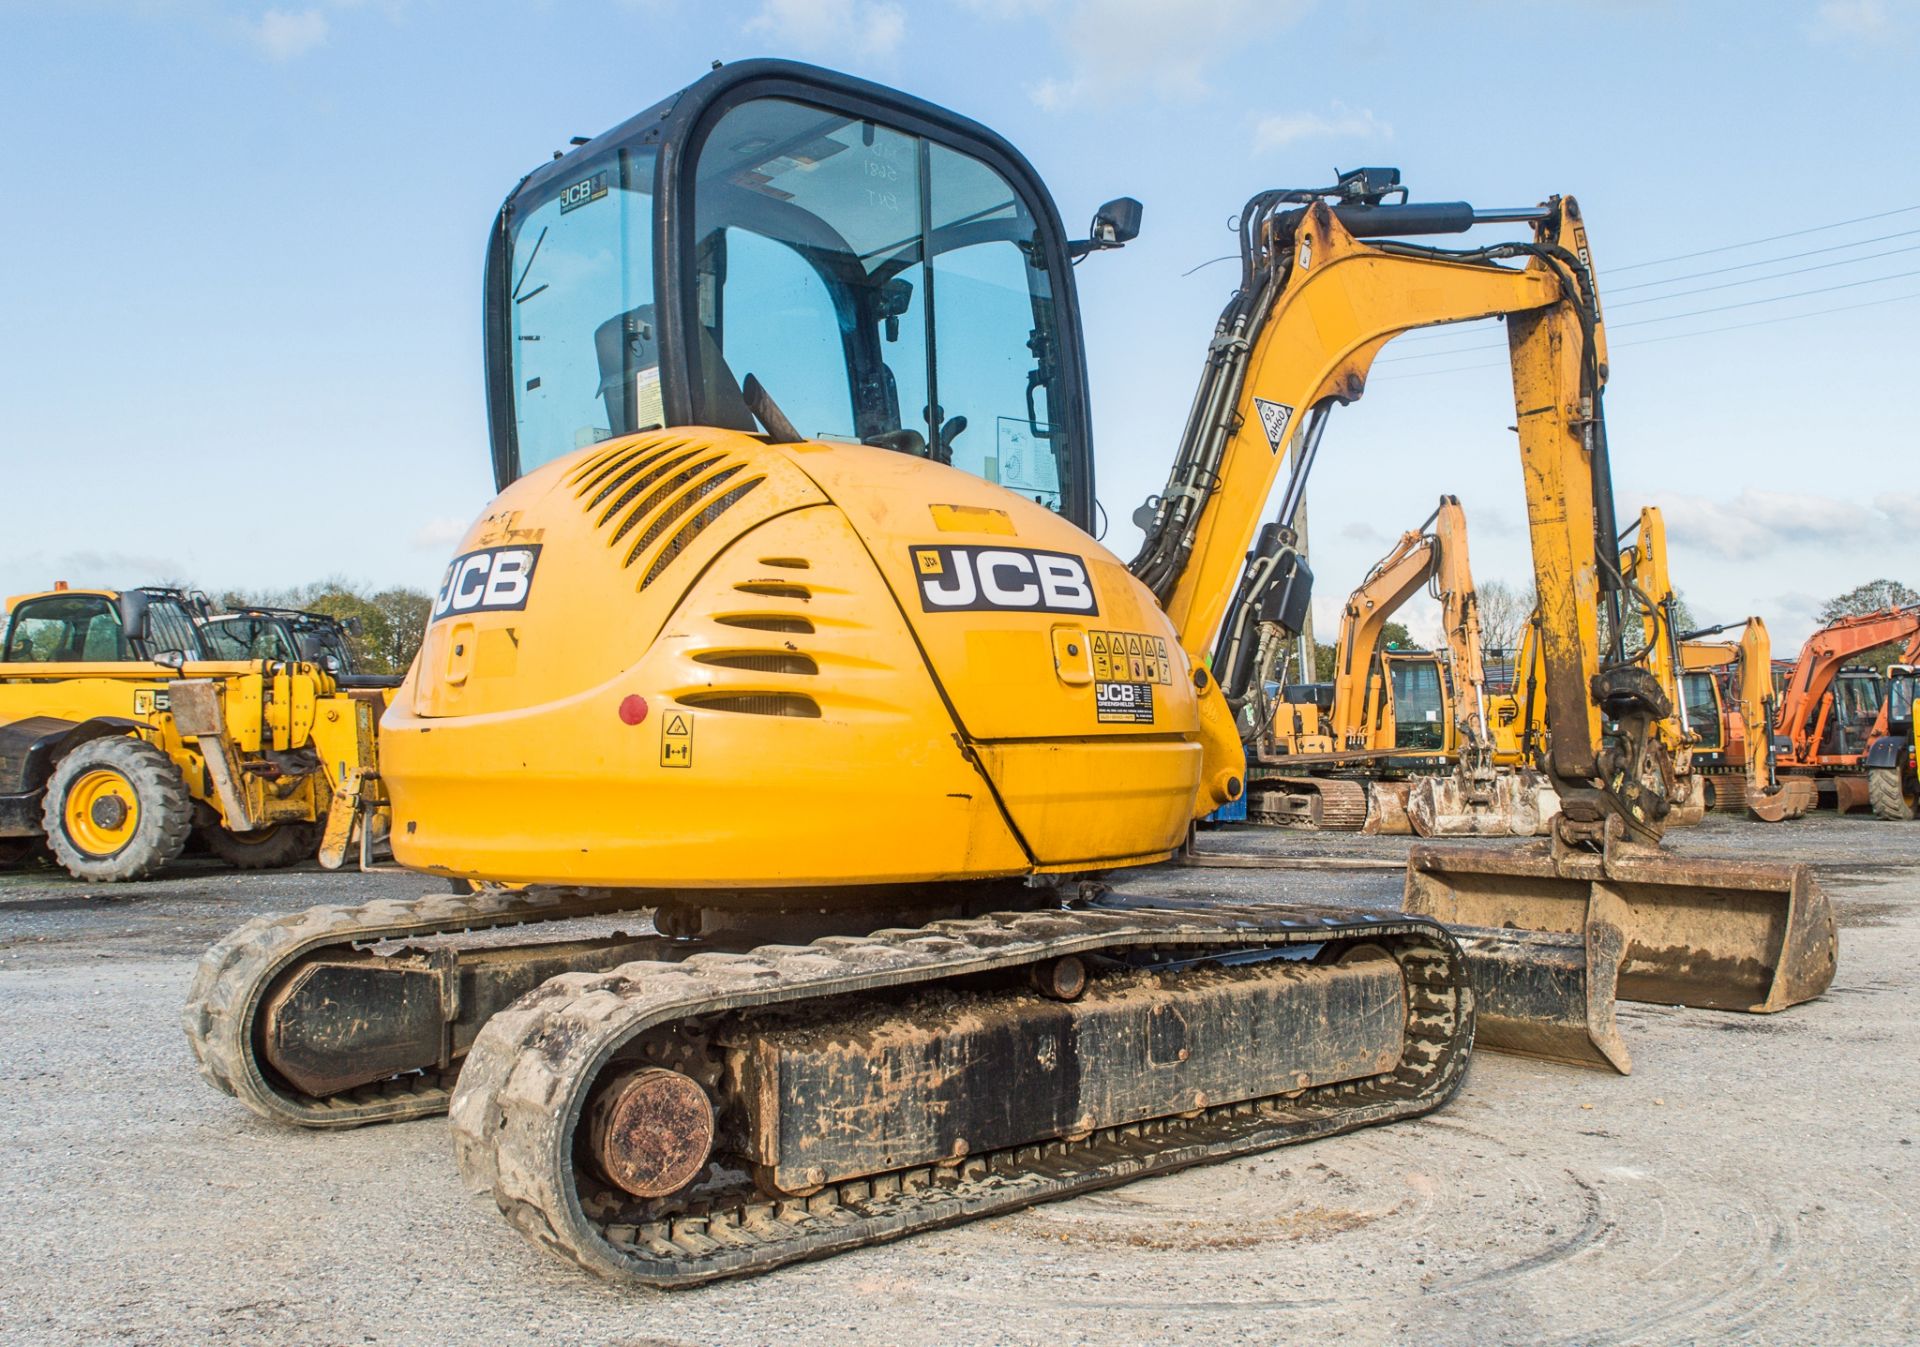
<box><xmin>1403</xmin><ymin>840</ymin><xmax>1837</xmax><ymax>1015</ymax></box>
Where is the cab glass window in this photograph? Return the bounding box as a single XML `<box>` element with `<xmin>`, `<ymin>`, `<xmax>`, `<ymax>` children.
<box><xmin>507</xmin><ymin>148</ymin><xmax>660</xmax><ymax>475</ymax></box>
<box><xmin>1682</xmin><ymin>672</ymin><xmax>1723</xmax><ymax>750</ymax></box>
<box><xmin>145</xmin><ymin>601</ymin><xmax>203</xmax><ymax>661</ymax></box>
<box><xmin>3</xmin><ymin>596</ymin><xmax>123</xmax><ymax>662</ymax></box>
<box><xmin>689</xmin><ymin>98</ymin><xmax>1067</xmax><ymax>508</ymax></box>
<box><xmin>1389</xmin><ymin>657</ymin><xmax>1445</xmax><ymax>751</ymax></box>
<box><xmin>1890</xmin><ymin>671</ymin><xmax>1915</xmax><ymax>726</ymax></box>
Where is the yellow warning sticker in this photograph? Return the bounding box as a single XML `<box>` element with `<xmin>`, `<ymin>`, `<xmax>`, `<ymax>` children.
<box><xmin>661</xmin><ymin>712</ymin><xmax>693</xmax><ymax>768</ymax></box>
<box><xmin>1085</xmin><ymin>631</ymin><xmax>1173</xmax><ymax>686</ymax></box>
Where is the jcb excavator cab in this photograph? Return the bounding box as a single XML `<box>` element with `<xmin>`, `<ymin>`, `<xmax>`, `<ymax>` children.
<box><xmin>1383</xmin><ymin>649</ymin><xmax>1448</xmax><ymax>753</ymax></box>
<box><xmin>487</xmin><ymin>60</ymin><xmax>1115</xmax><ymax>528</ymax></box>
<box><xmin>2</xmin><ymin>587</ymin><xmax>206</xmax><ymax>664</ymax></box>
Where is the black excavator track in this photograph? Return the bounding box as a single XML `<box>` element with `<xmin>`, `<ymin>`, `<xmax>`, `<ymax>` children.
<box><xmin>448</xmin><ymin>899</ymin><xmax>1472</xmax><ymax>1287</ymax></box>
<box><xmin>181</xmin><ymin>887</ymin><xmax>676</xmax><ymax>1127</ymax></box>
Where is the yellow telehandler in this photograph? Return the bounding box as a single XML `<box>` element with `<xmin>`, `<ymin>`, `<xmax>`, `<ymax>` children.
<box><xmin>185</xmin><ymin>60</ymin><xmax>1835</xmax><ymax>1287</ymax></box>
<box><xmin>1</xmin><ymin>585</ymin><xmax>383</xmax><ymax>878</ymax></box>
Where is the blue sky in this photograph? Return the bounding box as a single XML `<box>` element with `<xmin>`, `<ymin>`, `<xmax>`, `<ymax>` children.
<box><xmin>2</xmin><ymin>0</ymin><xmax>1915</xmax><ymax>646</ymax></box>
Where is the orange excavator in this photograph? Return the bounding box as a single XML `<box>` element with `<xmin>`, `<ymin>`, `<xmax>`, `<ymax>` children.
<box><xmin>1773</xmin><ymin>606</ymin><xmax>1920</xmax><ymax>814</ymax></box>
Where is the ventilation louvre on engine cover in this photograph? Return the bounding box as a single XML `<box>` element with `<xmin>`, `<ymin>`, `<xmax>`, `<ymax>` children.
<box><xmin>678</xmin><ymin>691</ymin><xmax>821</xmax><ymax>718</ymax></box>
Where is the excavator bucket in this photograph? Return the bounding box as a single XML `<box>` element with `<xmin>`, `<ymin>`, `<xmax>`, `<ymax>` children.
<box><xmin>1405</xmin><ymin>771</ymin><xmax>1557</xmax><ymax>838</ymax></box>
<box><xmin>1404</xmin><ymin>841</ymin><xmax>1837</xmax><ymax>1016</ymax></box>
<box><xmin>1748</xmin><ymin>778</ymin><xmax>1817</xmax><ymax>824</ymax></box>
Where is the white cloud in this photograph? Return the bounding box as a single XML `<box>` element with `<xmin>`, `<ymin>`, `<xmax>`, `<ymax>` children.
<box><xmin>249</xmin><ymin>8</ymin><xmax>329</xmax><ymax>61</ymax></box>
<box><xmin>1254</xmin><ymin>103</ymin><xmax>1392</xmax><ymax>153</ymax></box>
<box><xmin>1019</xmin><ymin>0</ymin><xmax>1314</xmax><ymax>110</ymax></box>
<box><xmin>1650</xmin><ymin>487</ymin><xmax>1898</xmax><ymax>562</ymax></box>
<box><xmin>410</xmin><ymin>517</ymin><xmax>470</xmax><ymax>551</ymax></box>
<box><xmin>1808</xmin><ymin>0</ymin><xmax>1905</xmax><ymax>42</ymax></box>
<box><xmin>745</xmin><ymin>0</ymin><xmax>907</xmax><ymax>58</ymax></box>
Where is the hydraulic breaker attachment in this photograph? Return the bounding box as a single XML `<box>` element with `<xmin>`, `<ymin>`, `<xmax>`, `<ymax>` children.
<box><xmin>1403</xmin><ymin>832</ymin><xmax>1837</xmax><ymax>1015</ymax></box>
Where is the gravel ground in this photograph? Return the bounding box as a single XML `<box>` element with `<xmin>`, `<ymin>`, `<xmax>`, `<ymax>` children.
<box><xmin>1</xmin><ymin>815</ymin><xmax>1916</xmax><ymax>1346</ymax></box>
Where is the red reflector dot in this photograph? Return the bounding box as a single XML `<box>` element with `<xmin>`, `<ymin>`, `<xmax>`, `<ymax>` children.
<box><xmin>618</xmin><ymin>694</ymin><xmax>649</xmax><ymax>725</ymax></box>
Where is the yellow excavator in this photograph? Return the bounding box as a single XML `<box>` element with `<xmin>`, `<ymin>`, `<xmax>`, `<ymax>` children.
<box><xmin>1234</xmin><ymin>496</ymin><xmax>1549</xmax><ymax>835</ymax></box>
<box><xmin>184</xmin><ymin>61</ymin><xmax>1836</xmax><ymax>1287</ymax></box>
<box><xmin>1680</xmin><ymin>618</ymin><xmax>1815</xmax><ymax>821</ymax></box>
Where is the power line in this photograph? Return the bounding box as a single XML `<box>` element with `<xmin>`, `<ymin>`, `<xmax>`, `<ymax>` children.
<box><xmin>1608</xmin><ymin>227</ymin><xmax>1920</xmax><ymax>292</ymax></box>
<box><xmin>1606</xmin><ymin>204</ymin><xmax>1920</xmax><ymax>272</ymax></box>
<box><xmin>1609</xmin><ymin>242</ymin><xmax>1920</xmax><ymax>308</ymax></box>
<box><xmin>1372</xmin><ymin>290</ymin><xmax>1920</xmax><ymax>381</ymax></box>
<box><xmin>1377</xmin><ymin>264</ymin><xmax>1920</xmax><ymax>363</ymax></box>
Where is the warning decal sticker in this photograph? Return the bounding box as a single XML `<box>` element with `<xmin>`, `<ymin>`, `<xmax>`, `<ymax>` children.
<box><xmin>1089</xmin><ymin>631</ymin><xmax>1172</xmax><ymax>685</ymax></box>
<box><xmin>660</xmin><ymin>712</ymin><xmax>693</xmax><ymax>768</ymax></box>
<box><xmin>1253</xmin><ymin>398</ymin><xmax>1296</xmax><ymax>454</ymax></box>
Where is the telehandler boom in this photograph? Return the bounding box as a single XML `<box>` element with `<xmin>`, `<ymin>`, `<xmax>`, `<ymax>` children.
<box><xmin>185</xmin><ymin>60</ymin><xmax>1834</xmax><ymax>1286</ymax></box>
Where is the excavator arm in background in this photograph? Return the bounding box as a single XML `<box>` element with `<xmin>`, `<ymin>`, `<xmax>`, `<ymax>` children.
<box><xmin>1124</xmin><ymin>181</ymin><xmax>1833</xmax><ymax>1070</ymax></box>
<box><xmin>1680</xmin><ymin>617</ymin><xmax>1814</xmax><ymax>822</ymax></box>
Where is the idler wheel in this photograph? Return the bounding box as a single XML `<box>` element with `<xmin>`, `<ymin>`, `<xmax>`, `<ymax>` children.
<box><xmin>586</xmin><ymin>1067</ymin><xmax>715</xmax><ymax>1198</ymax></box>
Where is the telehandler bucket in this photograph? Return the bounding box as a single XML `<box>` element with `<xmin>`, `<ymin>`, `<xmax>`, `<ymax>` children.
<box><xmin>1404</xmin><ymin>841</ymin><xmax>1837</xmax><ymax>1033</ymax></box>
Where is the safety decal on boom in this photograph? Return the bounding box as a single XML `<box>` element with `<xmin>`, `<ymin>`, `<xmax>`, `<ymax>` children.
<box><xmin>909</xmin><ymin>545</ymin><xmax>1098</xmax><ymax>615</ymax></box>
<box><xmin>431</xmin><ymin>545</ymin><xmax>542</xmax><ymax>623</ymax></box>
<box><xmin>1095</xmin><ymin>681</ymin><xmax>1155</xmax><ymax>724</ymax></box>
<box><xmin>1253</xmin><ymin>399</ymin><xmax>1295</xmax><ymax>454</ymax></box>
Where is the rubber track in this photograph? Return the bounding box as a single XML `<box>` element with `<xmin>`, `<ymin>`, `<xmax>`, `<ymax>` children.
<box><xmin>450</xmin><ymin>902</ymin><xmax>1472</xmax><ymax>1287</ymax></box>
<box><xmin>181</xmin><ymin>888</ymin><xmax>658</xmax><ymax>1128</ymax></box>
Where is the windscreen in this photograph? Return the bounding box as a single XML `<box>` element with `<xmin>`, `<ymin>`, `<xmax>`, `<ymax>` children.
<box><xmin>506</xmin><ymin>148</ymin><xmax>660</xmax><ymax>476</ymax></box>
<box><xmin>1388</xmin><ymin>657</ymin><xmax>1446</xmax><ymax>750</ymax></box>
<box><xmin>2</xmin><ymin>596</ymin><xmax>123</xmax><ymax>662</ymax></box>
<box><xmin>689</xmin><ymin>97</ymin><xmax>1069</xmax><ymax>510</ymax></box>
<box><xmin>1682</xmin><ymin>671</ymin><xmax>1723</xmax><ymax>750</ymax></box>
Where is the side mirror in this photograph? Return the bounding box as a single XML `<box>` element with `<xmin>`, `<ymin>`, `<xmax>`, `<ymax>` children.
<box><xmin>1069</xmin><ymin>197</ymin><xmax>1143</xmax><ymax>259</ymax></box>
<box><xmin>115</xmin><ymin>591</ymin><xmax>152</xmax><ymax>646</ymax></box>
<box><xmin>1091</xmin><ymin>197</ymin><xmax>1143</xmax><ymax>247</ymax></box>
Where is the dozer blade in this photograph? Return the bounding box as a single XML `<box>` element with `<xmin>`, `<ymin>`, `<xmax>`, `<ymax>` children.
<box><xmin>1403</xmin><ymin>840</ymin><xmax>1837</xmax><ymax>1014</ymax></box>
<box><xmin>1448</xmin><ymin>902</ymin><xmax>1632</xmax><ymax>1073</ymax></box>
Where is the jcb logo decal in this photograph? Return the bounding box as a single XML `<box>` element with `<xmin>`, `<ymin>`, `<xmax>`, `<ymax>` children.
<box><xmin>433</xmin><ymin>545</ymin><xmax>542</xmax><ymax>623</ymax></box>
<box><xmin>909</xmin><ymin>546</ymin><xmax>1098</xmax><ymax>616</ymax></box>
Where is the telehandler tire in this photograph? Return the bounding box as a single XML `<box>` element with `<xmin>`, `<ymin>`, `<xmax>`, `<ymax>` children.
<box><xmin>1868</xmin><ymin>766</ymin><xmax>1917</xmax><ymax>822</ymax></box>
<box><xmin>201</xmin><ymin>820</ymin><xmax>325</xmax><ymax>870</ymax></box>
<box><xmin>41</xmin><ymin>736</ymin><xmax>193</xmax><ymax>882</ymax></box>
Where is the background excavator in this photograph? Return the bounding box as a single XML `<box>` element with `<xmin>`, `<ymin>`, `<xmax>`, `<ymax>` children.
<box><xmin>183</xmin><ymin>60</ymin><xmax>1835</xmax><ymax>1288</ymax></box>
<box><xmin>1679</xmin><ymin>617</ymin><xmax>1815</xmax><ymax>821</ymax></box>
<box><xmin>1231</xmin><ymin>497</ymin><xmax>1548</xmax><ymax>836</ymax></box>
<box><xmin>1773</xmin><ymin>605</ymin><xmax>1920</xmax><ymax>815</ymax></box>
